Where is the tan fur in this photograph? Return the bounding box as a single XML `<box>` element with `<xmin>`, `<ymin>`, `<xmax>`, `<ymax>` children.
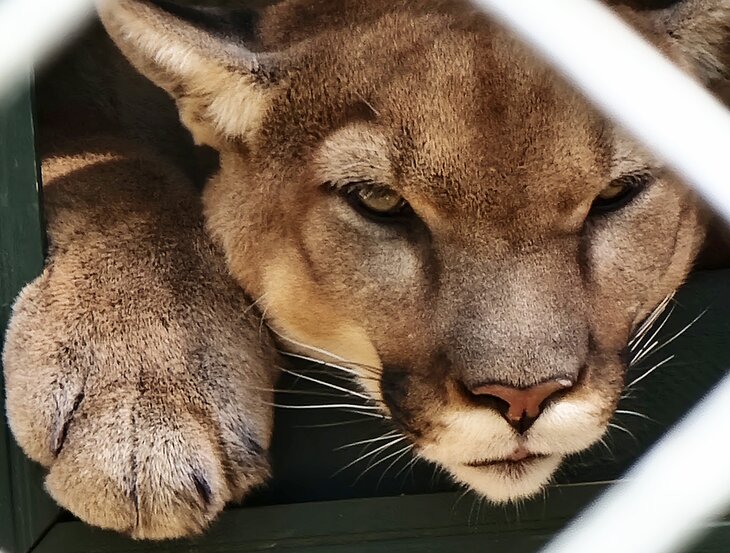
<box><xmin>98</xmin><ymin>0</ymin><xmax>273</xmax><ymax>147</ymax></box>
<box><xmin>4</xmin><ymin>0</ymin><xmax>729</xmax><ymax>540</ymax></box>
<box><xmin>3</xmin><ymin>134</ymin><xmax>277</xmax><ymax>539</ymax></box>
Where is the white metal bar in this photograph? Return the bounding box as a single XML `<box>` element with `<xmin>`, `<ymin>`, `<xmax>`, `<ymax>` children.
<box><xmin>473</xmin><ymin>0</ymin><xmax>730</xmax><ymax>223</ymax></box>
<box><xmin>0</xmin><ymin>0</ymin><xmax>96</xmax><ymax>102</ymax></box>
<box><xmin>469</xmin><ymin>1</ymin><xmax>730</xmax><ymax>552</ymax></box>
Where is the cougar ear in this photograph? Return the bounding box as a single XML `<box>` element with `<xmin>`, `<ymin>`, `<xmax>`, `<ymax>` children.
<box><xmin>97</xmin><ymin>0</ymin><xmax>279</xmax><ymax>147</ymax></box>
<box><xmin>651</xmin><ymin>0</ymin><xmax>729</xmax><ymax>86</ymax></box>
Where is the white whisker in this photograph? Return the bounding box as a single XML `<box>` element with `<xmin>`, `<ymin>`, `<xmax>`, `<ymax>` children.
<box><xmin>608</xmin><ymin>422</ymin><xmax>638</xmax><ymax>442</ymax></box>
<box><xmin>255</xmin><ymin>387</ymin><xmax>348</xmax><ymax>399</ymax></box>
<box><xmin>333</xmin><ymin>436</ymin><xmax>407</xmax><ymax>476</ymax></box>
<box><xmin>257</xmin><ymin>302</ymin><xmax>270</xmax><ymax>339</ymax></box>
<box><xmin>631</xmin><ymin>309</ymin><xmax>706</xmax><ymax>366</ymax></box>
<box><xmin>628</xmin><ymin>293</ymin><xmax>674</xmax><ymax>349</ymax></box>
<box><xmin>452</xmin><ymin>488</ymin><xmax>472</xmax><ymax>513</ymax></box>
<box><xmin>468</xmin><ymin>496</ymin><xmax>479</xmax><ymax>527</ymax></box>
<box><xmin>334</xmin><ymin>431</ymin><xmax>400</xmax><ymax>451</ymax></box>
<box><xmin>631</xmin><ymin>339</ymin><xmax>659</xmax><ymax>366</ymax></box>
<box><xmin>340</xmin><ymin>409</ymin><xmax>391</xmax><ymax>420</ymax></box>
<box><xmin>243</xmin><ymin>292</ymin><xmax>268</xmax><ymax>316</ymax></box>
<box><xmin>267</xmin><ymin>402</ymin><xmax>381</xmax><ymax>411</ymax></box>
<box><xmin>268</xmin><ymin>327</ymin><xmax>353</xmax><ymax>364</ymax></box>
<box><xmin>597</xmin><ymin>437</ymin><xmax>614</xmax><ymax>459</ymax></box>
<box><xmin>376</xmin><ymin>444</ymin><xmax>414</xmax><ymax>488</ymax></box>
<box><xmin>302</xmin><ymin>368</ymin><xmax>380</xmax><ymax>383</ymax></box>
<box><xmin>295</xmin><ymin>418</ymin><xmax>376</xmax><ymax>429</ymax></box>
<box><xmin>279</xmin><ymin>350</ymin><xmax>378</xmax><ymax>377</ymax></box>
<box><xmin>354</xmin><ymin>443</ymin><xmax>414</xmax><ymax>484</ymax></box>
<box><xmin>626</xmin><ymin>354</ymin><xmax>675</xmax><ymax>389</ymax></box>
<box><xmin>276</xmin><ymin>365</ymin><xmax>372</xmax><ymax>401</ymax></box>
<box><xmin>396</xmin><ymin>454</ymin><xmax>420</xmax><ymax>480</ymax></box>
<box><xmin>632</xmin><ymin>303</ymin><xmax>675</xmax><ymax>355</ymax></box>
<box><xmin>615</xmin><ymin>409</ymin><xmax>655</xmax><ymax>422</ymax></box>
<box><xmin>554</xmin><ymin>478</ymin><xmax>628</xmax><ymax>488</ymax></box>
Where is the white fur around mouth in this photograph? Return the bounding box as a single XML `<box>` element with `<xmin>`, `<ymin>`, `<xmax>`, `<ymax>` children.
<box><xmin>448</xmin><ymin>454</ymin><xmax>563</xmax><ymax>503</ymax></box>
<box><xmin>412</xmin><ymin>396</ymin><xmax>612</xmax><ymax>502</ymax></box>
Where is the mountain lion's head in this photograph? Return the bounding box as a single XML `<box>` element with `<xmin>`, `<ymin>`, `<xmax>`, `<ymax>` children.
<box><xmin>99</xmin><ymin>0</ymin><xmax>728</xmax><ymax>502</ymax></box>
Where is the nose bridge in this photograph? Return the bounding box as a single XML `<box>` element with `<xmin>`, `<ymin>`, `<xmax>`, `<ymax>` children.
<box><xmin>444</xmin><ymin>241</ymin><xmax>588</xmax><ymax>389</ymax></box>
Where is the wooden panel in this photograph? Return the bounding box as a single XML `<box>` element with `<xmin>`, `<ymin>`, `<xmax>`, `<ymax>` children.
<box><xmin>30</xmin><ymin>486</ymin><xmax>730</xmax><ymax>553</ymax></box>
<box><xmin>31</xmin><ymin>485</ymin><xmax>606</xmax><ymax>553</ymax></box>
<box><xmin>0</xmin><ymin>85</ymin><xmax>59</xmax><ymax>553</ymax></box>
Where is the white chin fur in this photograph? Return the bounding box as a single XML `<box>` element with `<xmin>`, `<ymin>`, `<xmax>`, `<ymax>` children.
<box><xmin>415</xmin><ymin>398</ymin><xmax>610</xmax><ymax>502</ymax></box>
<box><xmin>447</xmin><ymin>455</ymin><xmax>563</xmax><ymax>503</ymax></box>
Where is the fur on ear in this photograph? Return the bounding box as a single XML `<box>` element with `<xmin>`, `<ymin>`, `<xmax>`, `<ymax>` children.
<box><xmin>655</xmin><ymin>0</ymin><xmax>729</xmax><ymax>84</ymax></box>
<box><xmin>97</xmin><ymin>0</ymin><xmax>280</xmax><ymax>147</ymax></box>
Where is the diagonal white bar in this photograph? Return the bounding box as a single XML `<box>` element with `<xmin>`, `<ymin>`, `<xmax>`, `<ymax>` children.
<box><xmin>472</xmin><ymin>0</ymin><xmax>730</xmax><ymax>223</ymax></box>
<box><xmin>0</xmin><ymin>0</ymin><xmax>96</xmax><ymax>102</ymax></box>
<box><xmin>471</xmin><ymin>1</ymin><xmax>730</xmax><ymax>553</ymax></box>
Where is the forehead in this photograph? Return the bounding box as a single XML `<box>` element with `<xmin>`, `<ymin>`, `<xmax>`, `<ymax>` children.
<box><xmin>266</xmin><ymin>1</ymin><xmax>615</xmax><ymax>230</ymax></box>
<box><xmin>375</xmin><ymin>32</ymin><xmax>610</xmax><ymax>226</ymax></box>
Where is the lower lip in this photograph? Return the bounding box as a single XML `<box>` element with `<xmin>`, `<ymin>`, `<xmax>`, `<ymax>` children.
<box><xmin>466</xmin><ymin>454</ymin><xmax>548</xmax><ymax>470</ymax></box>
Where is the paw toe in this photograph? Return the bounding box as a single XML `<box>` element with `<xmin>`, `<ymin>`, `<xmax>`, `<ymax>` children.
<box><xmin>44</xmin><ymin>398</ymin><xmax>243</xmax><ymax>539</ymax></box>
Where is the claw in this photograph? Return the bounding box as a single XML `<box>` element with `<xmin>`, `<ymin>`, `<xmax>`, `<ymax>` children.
<box><xmin>50</xmin><ymin>391</ymin><xmax>85</xmax><ymax>457</ymax></box>
<box><xmin>192</xmin><ymin>471</ymin><xmax>212</xmax><ymax>507</ymax></box>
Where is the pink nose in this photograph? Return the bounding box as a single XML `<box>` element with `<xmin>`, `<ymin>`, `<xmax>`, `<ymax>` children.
<box><xmin>470</xmin><ymin>378</ymin><xmax>574</xmax><ymax>433</ymax></box>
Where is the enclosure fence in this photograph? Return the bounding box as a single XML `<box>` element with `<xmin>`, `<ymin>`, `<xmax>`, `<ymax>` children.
<box><xmin>1</xmin><ymin>1</ymin><xmax>729</xmax><ymax>552</ymax></box>
<box><xmin>0</xmin><ymin>0</ymin><xmax>95</xmax><ymax>100</ymax></box>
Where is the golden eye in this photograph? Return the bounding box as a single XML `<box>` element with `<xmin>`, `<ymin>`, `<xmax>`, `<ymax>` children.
<box><xmin>590</xmin><ymin>172</ymin><xmax>652</xmax><ymax>215</ymax></box>
<box><xmin>355</xmin><ymin>186</ymin><xmax>405</xmax><ymax>213</ymax></box>
<box><xmin>343</xmin><ymin>183</ymin><xmax>412</xmax><ymax>220</ymax></box>
<box><xmin>597</xmin><ymin>181</ymin><xmax>629</xmax><ymax>201</ymax></box>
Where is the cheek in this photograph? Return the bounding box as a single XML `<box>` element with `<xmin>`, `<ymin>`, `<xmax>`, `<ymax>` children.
<box><xmin>303</xmin><ymin>205</ymin><xmax>420</xmax><ymax>284</ymax></box>
<box><xmin>253</xmin><ymin>200</ymin><xmax>430</xmax><ymax>371</ymax></box>
<box><xmin>586</xmin><ymin>188</ymin><xmax>702</xmax><ymax>328</ymax></box>
<box><xmin>298</xmin><ymin>205</ymin><xmax>428</xmax><ymax>333</ymax></box>
<box><xmin>260</xmin><ymin>251</ymin><xmax>383</xmax><ymax>373</ymax></box>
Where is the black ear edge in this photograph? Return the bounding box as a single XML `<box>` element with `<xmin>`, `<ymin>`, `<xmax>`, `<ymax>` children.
<box><xmin>148</xmin><ymin>0</ymin><xmax>263</xmax><ymax>46</ymax></box>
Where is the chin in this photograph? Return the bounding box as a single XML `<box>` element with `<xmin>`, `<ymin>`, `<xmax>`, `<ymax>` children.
<box><xmin>446</xmin><ymin>454</ymin><xmax>563</xmax><ymax>503</ymax></box>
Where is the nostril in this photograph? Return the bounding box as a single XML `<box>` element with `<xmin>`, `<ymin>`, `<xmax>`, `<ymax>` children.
<box><xmin>469</xmin><ymin>378</ymin><xmax>575</xmax><ymax>433</ymax></box>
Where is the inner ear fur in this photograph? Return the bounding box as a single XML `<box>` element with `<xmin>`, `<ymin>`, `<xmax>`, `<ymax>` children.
<box><xmin>647</xmin><ymin>0</ymin><xmax>729</xmax><ymax>86</ymax></box>
<box><xmin>664</xmin><ymin>0</ymin><xmax>729</xmax><ymax>83</ymax></box>
<box><xmin>97</xmin><ymin>0</ymin><xmax>279</xmax><ymax>148</ymax></box>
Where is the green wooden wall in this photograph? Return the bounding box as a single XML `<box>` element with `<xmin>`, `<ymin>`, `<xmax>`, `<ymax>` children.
<box><xmin>0</xmin><ymin>84</ymin><xmax>59</xmax><ymax>552</ymax></box>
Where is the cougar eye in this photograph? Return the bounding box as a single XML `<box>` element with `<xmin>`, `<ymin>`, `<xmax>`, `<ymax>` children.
<box><xmin>344</xmin><ymin>183</ymin><xmax>412</xmax><ymax>220</ymax></box>
<box><xmin>590</xmin><ymin>172</ymin><xmax>652</xmax><ymax>215</ymax></box>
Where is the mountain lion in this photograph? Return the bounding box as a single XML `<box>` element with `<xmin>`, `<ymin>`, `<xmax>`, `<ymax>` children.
<box><xmin>3</xmin><ymin>0</ymin><xmax>728</xmax><ymax>540</ymax></box>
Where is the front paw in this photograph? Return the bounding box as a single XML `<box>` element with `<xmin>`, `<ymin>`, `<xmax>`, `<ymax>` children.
<box><xmin>4</xmin><ymin>271</ymin><xmax>275</xmax><ymax>539</ymax></box>
<box><xmin>43</xmin><ymin>391</ymin><xmax>269</xmax><ymax>539</ymax></box>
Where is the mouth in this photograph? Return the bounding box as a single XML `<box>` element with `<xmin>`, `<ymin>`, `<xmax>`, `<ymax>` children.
<box><xmin>447</xmin><ymin>449</ymin><xmax>561</xmax><ymax>503</ymax></box>
<box><xmin>465</xmin><ymin>446</ymin><xmax>549</xmax><ymax>470</ymax></box>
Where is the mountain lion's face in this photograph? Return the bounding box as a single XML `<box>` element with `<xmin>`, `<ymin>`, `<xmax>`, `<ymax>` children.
<box><xmin>101</xmin><ymin>0</ymin><xmax>725</xmax><ymax>501</ymax></box>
